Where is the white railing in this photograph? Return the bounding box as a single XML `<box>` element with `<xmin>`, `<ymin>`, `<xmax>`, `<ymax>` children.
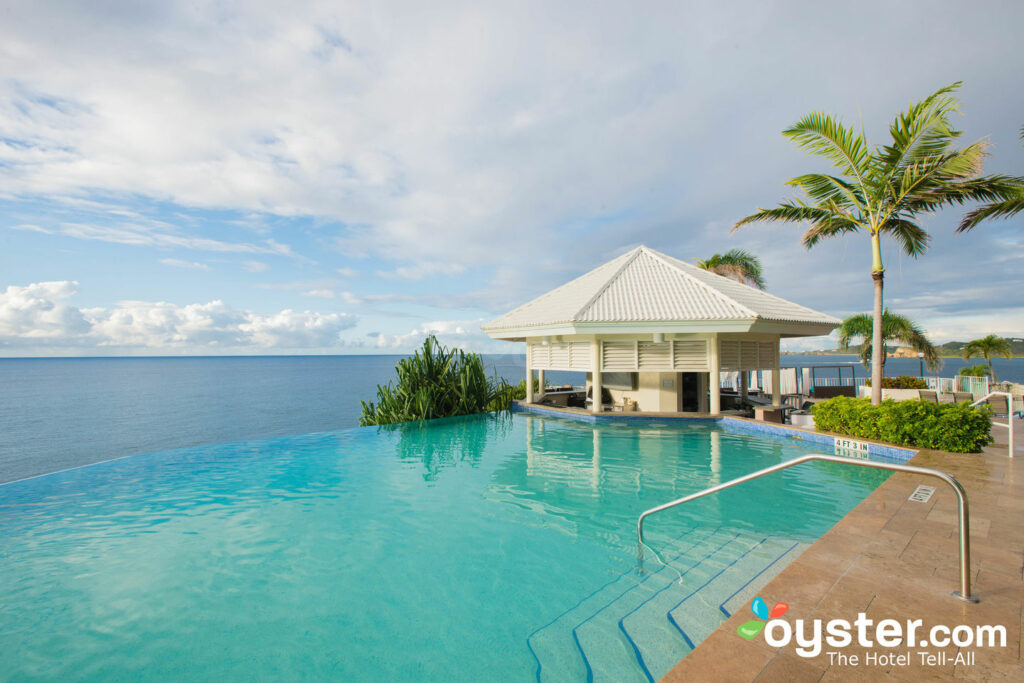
<box><xmin>971</xmin><ymin>392</ymin><xmax>1015</xmax><ymax>459</ymax></box>
<box><xmin>725</xmin><ymin>371</ymin><xmax>992</xmax><ymax>402</ymax></box>
<box><xmin>637</xmin><ymin>455</ymin><xmax>977</xmax><ymax>602</ymax></box>
<box><xmin>926</xmin><ymin>375</ymin><xmax>989</xmax><ymax>397</ymax></box>
<box><xmin>808</xmin><ymin>377</ymin><xmax>869</xmax><ymax>389</ymax></box>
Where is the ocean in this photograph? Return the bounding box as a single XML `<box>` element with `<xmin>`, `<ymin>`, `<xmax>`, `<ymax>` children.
<box><xmin>1</xmin><ymin>353</ymin><xmax>1019</xmax><ymax>484</ymax></box>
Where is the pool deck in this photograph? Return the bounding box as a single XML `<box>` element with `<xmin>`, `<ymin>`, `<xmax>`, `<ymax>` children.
<box><xmin>516</xmin><ymin>401</ymin><xmax>1023</xmax><ymax>680</ymax></box>
<box><xmin>662</xmin><ymin>418</ymin><xmax>1024</xmax><ymax>681</ymax></box>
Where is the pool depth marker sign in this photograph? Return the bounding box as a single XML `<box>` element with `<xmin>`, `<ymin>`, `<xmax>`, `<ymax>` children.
<box><xmin>834</xmin><ymin>437</ymin><xmax>870</xmax><ymax>458</ymax></box>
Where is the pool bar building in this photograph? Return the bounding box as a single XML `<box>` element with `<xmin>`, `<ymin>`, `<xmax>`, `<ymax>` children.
<box><xmin>483</xmin><ymin>246</ymin><xmax>840</xmax><ymax>415</ymax></box>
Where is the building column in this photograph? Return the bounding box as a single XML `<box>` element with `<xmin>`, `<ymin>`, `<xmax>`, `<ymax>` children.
<box><xmin>591</xmin><ymin>338</ymin><xmax>602</xmax><ymax>413</ymax></box>
<box><xmin>537</xmin><ymin>369</ymin><xmax>545</xmax><ymax>395</ymax></box>
<box><xmin>739</xmin><ymin>370</ymin><xmax>748</xmax><ymax>401</ymax></box>
<box><xmin>771</xmin><ymin>336</ymin><xmax>782</xmax><ymax>408</ymax></box>
<box><xmin>709</xmin><ymin>333</ymin><xmax>720</xmax><ymax>416</ymax></box>
<box><xmin>525</xmin><ymin>342</ymin><xmax>534</xmax><ymax>404</ymax></box>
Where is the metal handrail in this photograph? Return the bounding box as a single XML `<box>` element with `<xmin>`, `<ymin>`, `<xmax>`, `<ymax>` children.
<box><xmin>970</xmin><ymin>391</ymin><xmax>1015</xmax><ymax>459</ymax></box>
<box><xmin>637</xmin><ymin>454</ymin><xmax>977</xmax><ymax>602</ymax></box>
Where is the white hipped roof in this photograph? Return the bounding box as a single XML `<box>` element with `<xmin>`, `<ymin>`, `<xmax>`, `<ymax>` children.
<box><xmin>482</xmin><ymin>246</ymin><xmax>840</xmax><ymax>340</ymax></box>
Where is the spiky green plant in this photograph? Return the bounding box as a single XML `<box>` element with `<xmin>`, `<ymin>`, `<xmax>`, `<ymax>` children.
<box><xmin>961</xmin><ymin>334</ymin><xmax>1012</xmax><ymax>381</ymax></box>
<box><xmin>695</xmin><ymin>249</ymin><xmax>766</xmax><ymax>289</ymax></box>
<box><xmin>837</xmin><ymin>310</ymin><xmax>941</xmax><ymax>372</ymax></box>
<box><xmin>733</xmin><ymin>83</ymin><xmax>1019</xmax><ymax>404</ymax></box>
<box><xmin>359</xmin><ymin>335</ymin><xmax>515</xmax><ymax>426</ymax></box>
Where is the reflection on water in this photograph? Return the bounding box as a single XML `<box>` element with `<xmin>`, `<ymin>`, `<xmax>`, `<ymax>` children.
<box><xmin>384</xmin><ymin>413</ymin><xmax>513</xmax><ymax>481</ymax></box>
<box><xmin>483</xmin><ymin>414</ymin><xmax>889</xmax><ymax>549</ymax></box>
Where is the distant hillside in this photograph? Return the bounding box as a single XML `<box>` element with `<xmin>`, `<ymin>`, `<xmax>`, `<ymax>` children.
<box><xmin>938</xmin><ymin>337</ymin><xmax>1024</xmax><ymax>357</ymax></box>
<box><xmin>785</xmin><ymin>336</ymin><xmax>1024</xmax><ymax>357</ymax></box>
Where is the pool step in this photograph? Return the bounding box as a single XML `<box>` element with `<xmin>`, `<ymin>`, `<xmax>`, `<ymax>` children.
<box><xmin>527</xmin><ymin>528</ymin><xmax>806</xmax><ymax>683</ymax></box>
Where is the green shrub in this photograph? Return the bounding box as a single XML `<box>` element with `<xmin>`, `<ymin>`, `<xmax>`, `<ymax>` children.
<box><xmin>811</xmin><ymin>397</ymin><xmax>993</xmax><ymax>453</ymax></box>
<box><xmin>958</xmin><ymin>364</ymin><xmax>991</xmax><ymax>377</ymax></box>
<box><xmin>359</xmin><ymin>335</ymin><xmax>515</xmax><ymax>426</ymax></box>
<box><xmin>863</xmin><ymin>375</ymin><xmax>927</xmax><ymax>389</ymax></box>
<box><xmin>508</xmin><ymin>373</ymin><xmax>546</xmax><ymax>401</ymax></box>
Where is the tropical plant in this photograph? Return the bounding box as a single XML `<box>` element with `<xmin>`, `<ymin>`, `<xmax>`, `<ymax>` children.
<box><xmin>509</xmin><ymin>373</ymin><xmax>547</xmax><ymax>401</ymax></box>
<box><xmin>837</xmin><ymin>310</ymin><xmax>941</xmax><ymax>372</ymax></box>
<box><xmin>961</xmin><ymin>334</ymin><xmax>1012</xmax><ymax>381</ymax></box>
<box><xmin>812</xmin><ymin>396</ymin><xmax>992</xmax><ymax>453</ymax></box>
<box><xmin>695</xmin><ymin>249</ymin><xmax>766</xmax><ymax>289</ymax></box>
<box><xmin>958</xmin><ymin>364</ymin><xmax>992</xmax><ymax>378</ymax></box>
<box><xmin>359</xmin><ymin>335</ymin><xmax>515</xmax><ymax>426</ymax></box>
<box><xmin>733</xmin><ymin>83</ymin><xmax>1019</xmax><ymax>404</ymax></box>
<box><xmin>957</xmin><ymin>126</ymin><xmax>1024</xmax><ymax>231</ymax></box>
<box><xmin>864</xmin><ymin>376</ymin><xmax>928</xmax><ymax>389</ymax></box>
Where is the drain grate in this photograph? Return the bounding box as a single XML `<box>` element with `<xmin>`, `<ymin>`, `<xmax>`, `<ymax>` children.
<box><xmin>908</xmin><ymin>485</ymin><xmax>936</xmax><ymax>503</ymax></box>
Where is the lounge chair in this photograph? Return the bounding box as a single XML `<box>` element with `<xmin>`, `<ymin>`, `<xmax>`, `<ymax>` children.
<box><xmin>952</xmin><ymin>392</ymin><xmax>974</xmax><ymax>404</ymax></box>
<box><xmin>982</xmin><ymin>394</ymin><xmax>1010</xmax><ymax>417</ymax></box>
<box><xmin>811</xmin><ymin>386</ymin><xmax>856</xmax><ymax>399</ymax></box>
<box><xmin>918</xmin><ymin>390</ymin><xmax>939</xmax><ymax>403</ymax></box>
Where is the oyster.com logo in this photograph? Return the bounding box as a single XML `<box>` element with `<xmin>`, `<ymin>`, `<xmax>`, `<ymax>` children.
<box><xmin>737</xmin><ymin>596</ymin><xmax>788</xmax><ymax>639</ymax></box>
<box><xmin>734</xmin><ymin>594</ymin><xmax>1006</xmax><ymax>665</ymax></box>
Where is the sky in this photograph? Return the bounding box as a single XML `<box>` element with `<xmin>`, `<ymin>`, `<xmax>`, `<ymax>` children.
<box><xmin>1</xmin><ymin>0</ymin><xmax>1022</xmax><ymax>357</ymax></box>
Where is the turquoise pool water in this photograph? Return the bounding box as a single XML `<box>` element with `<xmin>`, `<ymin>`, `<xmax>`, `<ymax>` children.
<box><xmin>0</xmin><ymin>413</ymin><xmax>890</xmax><ymax>681</ymax></box>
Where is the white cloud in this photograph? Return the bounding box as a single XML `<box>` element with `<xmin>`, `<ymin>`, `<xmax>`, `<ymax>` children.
<box><xmin>378</xmin><ymin>261</ymin><xmax>467</xmax><ymax>281</ymax></box>
<box><xmin>10</xmin><ymin>224</ymin><xmax>51</xmax><ymax>234</ymax></box>
<box><xmin>243</xmin><ymin>260</ymin><xmax>269</xmax><ymax>272</ymax></box>
<box><xmin>0</xmin><ymin>281</ymin><xmax>92</xmax><ymax>341</ymax></box>
<box><xmin>160</xmin><ymin>258</ymin><xmax>209</xmax><ymax>270</ymax></box>
<box><xmin>301</xmin><ymin>289</ymin><xmax>335</xmax><ymax>298</ymax></box>
<box><xmin>1</xmin><ymin>0</ymin><xmax>1022</xmax><ymax>341</ymax></box>
<box><xmin>0</xmin><ymin>281</ymin><xmax>357</xmax><ymax>353</ymax></box>
<box><xmin>54</xmin><ymin>223</ymin><xmax>293</xmax><ymax>255</ymax></box>
<box><xmin>359</xmin><ymin>318</ymin><xmax>513</xmax><ymax>353</ymax></box>
<box><xmin>335</xmin><ymin>267</ymin><xmax>357</xmax><ymax>278</ymax></box>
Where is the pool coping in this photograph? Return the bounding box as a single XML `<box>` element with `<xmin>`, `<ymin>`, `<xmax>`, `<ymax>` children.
<box><xmin>512</xmin><ymin>402</ymin><xmax>918</xmax><ymax>462</ymax></box>
<box><xmin>659</xmin><ymin>435</ymin><xmax>1024</xmax><ymax>680</ymax></box>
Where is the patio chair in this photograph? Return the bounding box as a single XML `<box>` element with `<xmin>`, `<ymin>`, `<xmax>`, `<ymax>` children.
<box><xmin>952</xmin><ymin>392</ymin><xmax>974</xmax><ymax>404</ymax></box>
<box><xmin>918</xmin><ymin>390</ymin><xmax>939</xmax><ymax>403</ymax></box>
<box><xmin>981</xmin><ymin>394</ymin><xmax>1009</xmax><ymax>417</ymax></box>
<box><xmin>584</xmin><ymin>387</ymin><xmax>614</xmax><ymax>412</ymax></box>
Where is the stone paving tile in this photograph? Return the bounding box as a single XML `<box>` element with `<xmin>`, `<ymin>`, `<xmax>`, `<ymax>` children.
<box><xmin>661</xmin><ymin>423</ymin><xmax>1024</xmax><ymax>682</ymax></box>
<box><xmin>753</xmin><ymin>652</ymin><xmax>825</xmax><ymax>682</ymax></box>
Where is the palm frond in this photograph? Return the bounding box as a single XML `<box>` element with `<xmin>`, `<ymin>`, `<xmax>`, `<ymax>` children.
<box><xmin>783</xmin><ymin>113</ymin><xmax>872</xmax><ymax>188</ymax></box>
<box><xmin>962</xmin><ymin>335</ymin><xmax>1013</xmax><ymax>361</ymax></box>
<box><xmin>697</xmin><ymin>249</ymin><xmax>766</xmax><ymax>289</ymax></box>
<box><xmin>879</xmin><ymin>82</ymin><xmax>963</xmax><ymax>177</ymax></box>
<box><xmin>957</xmin><ymin>193</ymin><xmax>1024</xmax><ymax>232</ymax></box>
<box><xmin>837</xmin><ymin>310</ymin><xmax>941</xmax><ymax>371</ymax></box>
<box><xmin>880</xmin><ymin>219</ymin><xmax>930</xmax><ymax>257</ymax></box>
<box><xmin>800</xmin><ymin>211</ymin><xmax>863</xmax><ymax>249</ymax></box>
<box><xmin>786</xmin><ymin>173</ymin><xmax>866</xmax><ymax>211</ymax></box>
<box><xmin>734</xmin><ymin>202</ymin><xmax>862</xmax><ymax>230</ymax></box>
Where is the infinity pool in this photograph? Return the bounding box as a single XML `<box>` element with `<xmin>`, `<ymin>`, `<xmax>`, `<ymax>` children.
<box><xmin>0</xmin><ymin>413</ymin><xmax>890</xmax><ymax>681</ymax></box>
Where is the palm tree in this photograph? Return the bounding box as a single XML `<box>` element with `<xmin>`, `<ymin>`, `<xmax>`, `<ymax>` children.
<box><xmin>957</xmin><ymin>126</ymin><xmax>1024</xmax><ymax>232</ymax></box>
<box><xmin>733</xmin><ymin>83</ymin><xmax>1018</xmax><ymax>404</ymax></box>
<box><xmin>837</xmin><ymin>311</ymin><xmax>941</xmax><ymax>373</ymax></box>
<box><xmin>961</xmin><ymin>334</ymin><xmax>1012</xmax><ymax>381</ymax></box>
<box><xmin>958</xmin><ymin>364</ymin><xmax>991</xmax><ymax>378</ymax></box>
<box><xmin>695</xmin><ymin>249</ymin><xmax>766</xmax><ymax>289</ymax></box>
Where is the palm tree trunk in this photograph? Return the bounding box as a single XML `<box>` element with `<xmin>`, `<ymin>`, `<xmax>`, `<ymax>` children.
<box><xmin>870</xmin><ymin>233</ymin><xmax>884</xmax><ymax>405</ymax></box>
